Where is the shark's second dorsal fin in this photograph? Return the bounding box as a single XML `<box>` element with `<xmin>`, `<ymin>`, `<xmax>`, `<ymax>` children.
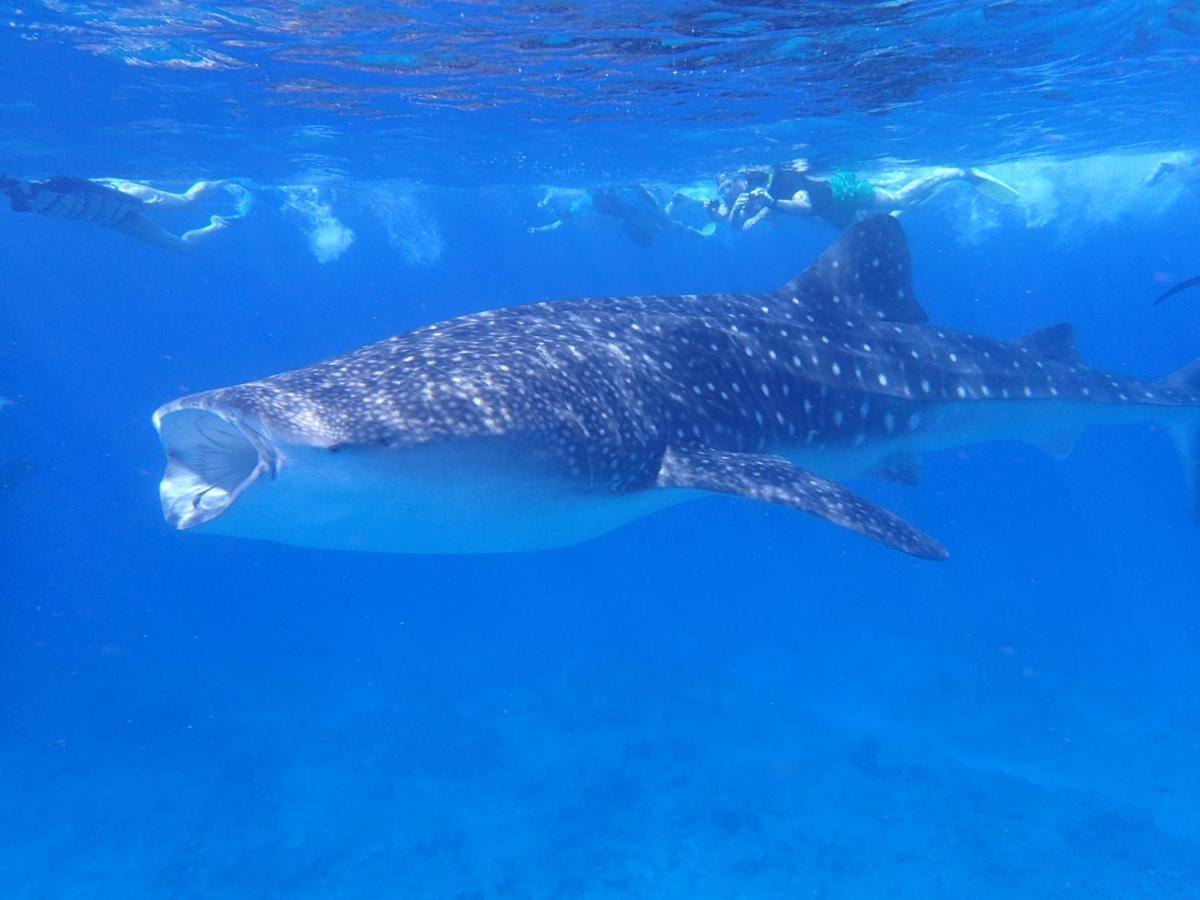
<box><xmin>1157</xmin><ymin>356</ymin><xmax>1200</xmax><ymax>394</ymax></box>
<box><xmin>1014</xmin><ymin>323</ymin><xmax>1082</xmax><ymax>366</ymax></box>
<box><xmin>776</xmin><ymin>215</ymin><xmax>929</xmax><ymax>325</ymax></box>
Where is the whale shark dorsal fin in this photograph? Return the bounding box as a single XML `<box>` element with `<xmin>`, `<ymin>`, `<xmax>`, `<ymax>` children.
<box><xmin>776</xmin><ymin>215</ymin><xmax>929</xmax><ymax>324</ymax></box>
<box><xmin>1014</xmin><ymin>323</ymin><xmax>1082</xmax><ymax>366</ymax></box>
<box><xmin>655</xmin><ymin>445</ymin><xmax>948</xmax><ymax>560</ymax></box>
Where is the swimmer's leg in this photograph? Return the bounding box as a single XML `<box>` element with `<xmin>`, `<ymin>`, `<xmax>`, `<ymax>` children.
<box><xmin>159</xmin><ymin>180</ymin><xmax>229</xmax><ymax>207</ymax></box>
<box><xmin>114</xmin><ymin>211</ymin><xmax>229</xmax><ymax>253</ymax></box>
<box><xmin>668</xmin><ymin>219</ymin><xmax>717</xmax><ymax>238</ymax></box>
<box><xmin>97</xmin><ymin>178</ymin><xmax>230</xmax><ymax>208</ymax></box>
<box><xmin>112</xmin><ymin>212</ymin><xmax>191</xmax><ymax>253</ymax></box>
<box><xmin>873</xmin><ymin>167</ymin><xmax>969</xmax><ymax>211</ymax></box>
<box><xmin>1146</xmin><ymin>160</ymin><xmax>1177</xmax><ymax>186</ymax></box>
<box><xmin>94</xmin><ymin>179</ymin><xmax>189</xmax><ymax>208</ymax></box>
<box><xmin>179</xmin><ymin>215</ymin><xmax>231</xmax><ymax>247</ymax></box>
<box><xmin>527</xmin><ymin>220</ymin><xmax>564</xmax><ymax>234</ymax></box>
<box><xmin>183</xmin><ymin>180</ymin><xmax>223</xmax><ymax>201</ymax></box>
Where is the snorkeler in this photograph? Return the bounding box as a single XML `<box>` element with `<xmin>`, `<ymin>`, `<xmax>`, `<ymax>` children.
<box><xmin>530</xmin><ymin>184</ymin><xmax>712</xmax><ymax>244</ymax></box>
<box><xmin>735</xmin><ymin>160</ymin><xmax>1018</xmax><ymax>231</ymax></box>
<box><xmin>705</xmin><ymin>167</ymin><xmax>771</xmax><ymax>229</ymax></box>
<box><xmin>662</xmin><ymin>188</ymin><xmax>720</xmax><ymax>238</ymax></box>
<box><xmin>594</xmin><ymin>183</ymin><xmax>724</xmax><ymax>244</ymax></box>
<box><xmin>1145</xmin><ymin>152</ymin><xmax>1200</xmax><ymax>187</ymax></box>
<box><xmin>0</xmin><ymin>175</ymin><xmax>251</xmax><ymax>253</ymax></box>
<box><xmin>588</xmin><ymin>185</ymin><xmax>665</xmax><ymax>245</ymax></box>
<box><xmin>527</xmin><ymin>186</ymin><xmax>593</xmax><ymax>234</ymax></box>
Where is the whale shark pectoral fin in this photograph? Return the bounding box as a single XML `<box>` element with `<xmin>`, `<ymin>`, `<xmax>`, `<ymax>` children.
<box><xmin>655</xmin><ymin>446</ymin><xmax>949</xmax><ymax>560</ymax></box>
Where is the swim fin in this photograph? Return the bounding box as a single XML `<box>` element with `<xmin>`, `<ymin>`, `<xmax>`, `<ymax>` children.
<box><xmin>969</xmin><ymin>169</ymin><xmax>1021</xmax><ymax>204</ymax></box>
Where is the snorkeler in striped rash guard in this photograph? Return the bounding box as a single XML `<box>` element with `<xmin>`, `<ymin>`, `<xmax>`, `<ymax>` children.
<box><xmin>733</xmin><ymin>159</ymin><xmax>1019</xmax><ymax>231</ymax></box>
<box><xmin>0</xmin><ymin>175</ymin><xmax>251</xmax><ymax>253</ymax></box>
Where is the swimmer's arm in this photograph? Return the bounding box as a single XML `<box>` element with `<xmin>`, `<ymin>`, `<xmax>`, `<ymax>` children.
<box><xmin>767</xmin><ymin>189</ymin><xmax>813</xmax><ymax>216</ymax></box>
<box><xmin>705</xmin><ymin>200</ymin><xmax>731</xmax><ymax>222</ymax></box>
<box><xmin>730</xmin><ymin>191</ymin><xmax>756</xmax><ymax>216</ymax></box>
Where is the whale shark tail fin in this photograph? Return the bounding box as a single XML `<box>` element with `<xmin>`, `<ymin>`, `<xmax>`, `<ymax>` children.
<box><xmin>1157</xmin><ymin>358</ymin><xmax>1200</xmax><ymax>522</ymax></box>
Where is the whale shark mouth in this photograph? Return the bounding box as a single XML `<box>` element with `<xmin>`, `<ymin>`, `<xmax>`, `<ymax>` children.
<box><xmin>153</xmin><ymin>405</ymin><xmax>278</xmax><ymax>530</ymax></box>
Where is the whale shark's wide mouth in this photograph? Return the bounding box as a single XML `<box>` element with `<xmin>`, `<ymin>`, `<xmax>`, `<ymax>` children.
<box><xmin>153</xmin><ymin>405</ymin><xmax>278</xmax><ymax>530</ymax></box>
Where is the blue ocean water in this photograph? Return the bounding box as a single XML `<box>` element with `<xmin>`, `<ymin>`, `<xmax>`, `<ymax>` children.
<box><xmin>2</xmin><ymin>3</ymin><xmax>1200</xmax><ymax>896</ymax></box>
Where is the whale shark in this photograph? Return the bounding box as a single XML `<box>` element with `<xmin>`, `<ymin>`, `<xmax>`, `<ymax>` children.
<box><xmin>153</xmin><ymin>215</ymin><xmax>1200</xmax><ymax>560</ymax></box>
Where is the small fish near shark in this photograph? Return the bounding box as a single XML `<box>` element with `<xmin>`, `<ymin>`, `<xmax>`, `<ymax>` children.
<box><xmin>154</xmin><ymin>215</ymin><xmax>1200</xmax><ymax>560</ymax></box>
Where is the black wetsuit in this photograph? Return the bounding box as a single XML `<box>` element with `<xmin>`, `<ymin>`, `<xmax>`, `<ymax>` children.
<box><xmin>592</xmin><ymin>184</ymin><xmax>668</xmax><ymax>245</ymax></box>
<box><xmin>768</xmin><ymin>169</ymin><xmax>876</xmax><ymax>229</ymax></box>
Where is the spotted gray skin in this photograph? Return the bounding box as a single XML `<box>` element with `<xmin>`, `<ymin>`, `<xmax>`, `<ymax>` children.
<box><xmin>153</xmin><ymin>215</ymin><xmax>1200</xmax><ymax>559</ymax></box>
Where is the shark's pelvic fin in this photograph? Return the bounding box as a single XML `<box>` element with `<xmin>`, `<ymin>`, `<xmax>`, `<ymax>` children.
<box><xmin>1031</xmin><ymin>428</ymin><xmax>1085</xmax><ymax>461</ymax></box>
<box><xmin>655</xmin><ymin>445</ymin><xmax>948</xmax><ymax>560</ymax></box>
<box><xmin>1014</xmin><ymin>325</ymin><xmax>1085</xmax><ymax>460</ymax></box>
<box><xmin>1158</xmin><ymin>357</ymin><xmax>1200</xmax><ymax>522</ymax></box>
<box><xmin>1014</xmin><ymin>323</ymin><xmax>1082</xmax><ymax>366</ymax></box>
<box><xmin>775</xmin><ymin>215</ymin><xmax>930</xmax><ymax>324</ymax></box>
<box><xmin>868</xmin><ymin>453</ymin><xmax>922</xmax><ymax>486</ymax></box>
